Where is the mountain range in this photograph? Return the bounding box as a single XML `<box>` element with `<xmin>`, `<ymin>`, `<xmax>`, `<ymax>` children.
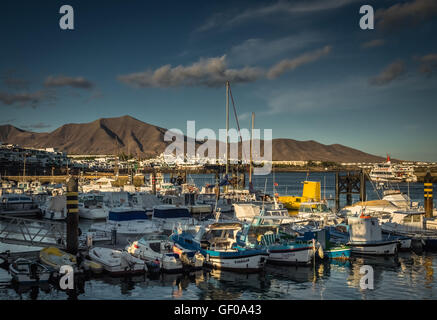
<box><xmin>0</xmin><ymin>115</ymin><xmax>385</xmax><ymax>163</ymax></box>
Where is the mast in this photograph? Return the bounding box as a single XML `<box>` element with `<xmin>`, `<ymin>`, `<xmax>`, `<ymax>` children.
<box><xmin>249</xmin><ymin>112</ymin><xmax>254</xmax><ymax>185</ymax></box>
<box><xmin>225</xmin><ymin>81</ymin><xmax>230</xmax><ymax>177</ymax></box>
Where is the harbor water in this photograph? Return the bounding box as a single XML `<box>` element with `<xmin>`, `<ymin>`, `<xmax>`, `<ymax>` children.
<box><xmin>1</xmin><ymin>172</ymin><xmax>436</xmax><ymax>300</ymax></box>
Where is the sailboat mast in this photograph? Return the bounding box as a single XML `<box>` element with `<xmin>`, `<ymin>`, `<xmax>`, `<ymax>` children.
<box><xmin>249</xmin><ymin>112</ymin><xmax>254</xmax><ymax>185</ymax></box>
<box><xmin>225</xmin><ymin>81</ymin><xmax>230</xmax><ymax>177</ymax></box>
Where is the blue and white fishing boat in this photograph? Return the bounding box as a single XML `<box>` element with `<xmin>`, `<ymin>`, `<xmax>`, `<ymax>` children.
<box><xmin>294</xmin><ymin>228</ymin><xmax>351</xmax><ymax>260</ymax></box>
<box><xmin>237</xmin><ymin>216</ymin><xmax>317</xmax><ymax>265</ymax></box>
<box><xmin>345</xmin><ymin>216</ymin><xmax>399</xmax><ymax>255</ymax></box>
<box><xmin>171</xmin><ymin>222</ymin><xmax>268</xmax><ymax>272</ymax></box>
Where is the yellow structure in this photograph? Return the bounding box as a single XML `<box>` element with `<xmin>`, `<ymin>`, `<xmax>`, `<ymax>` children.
<box><xmin>278</xmin><ymin>181</ymin><xmax>321</xmax><ymax>213</ymax></box>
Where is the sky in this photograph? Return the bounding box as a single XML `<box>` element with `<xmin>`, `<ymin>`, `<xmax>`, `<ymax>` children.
<box><xmin>1</xmin><ymin>0</ymin><xmax>437</xmax><ymax>161</ymax></box>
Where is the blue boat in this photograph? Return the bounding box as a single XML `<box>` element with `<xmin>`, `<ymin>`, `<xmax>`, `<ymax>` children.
<box><xmin>236</xmin><ymin>216</ymin><xmax>317</xmax><ymax>265</ymax></box>
<box><xmin>296</xmin><ymin>228</ymin><xmax>351</xmax><ymax>260</ymax></box>
<box><xmin>171</xmin><ymin>222</ymin><xmax>268</xmax><ymax>272</ymax></box>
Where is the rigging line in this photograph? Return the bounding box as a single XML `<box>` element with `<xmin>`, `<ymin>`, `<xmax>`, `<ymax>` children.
<box><xmin>228</xmin><ymin>85</ymin><xmax>248</xmax><ymax>162</ymax></box>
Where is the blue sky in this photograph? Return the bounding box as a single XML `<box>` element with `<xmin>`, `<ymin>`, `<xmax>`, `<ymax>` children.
<box><xmin>1</xmin><ymin>0</ymin><xmax>437</xmax><ymax>161</ymax></box>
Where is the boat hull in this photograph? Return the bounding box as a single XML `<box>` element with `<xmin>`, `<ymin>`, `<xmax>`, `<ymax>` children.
<box><xmin>349</xmin><ymin>241</ymin><xmax>398</xmax><ymax>255</ymax></box>
<box><xmin>205</xmin><ymin>252</ymin><xmax>268</xmax><ymax>272</ymax></box>
<box><xmin>324</xmin><ymin>247</ymin><xmax>351</xmax><ymax>259</ymax></box>
<box><xmin>267</xmin><ymin>246</ymin><xmax>315</xmax><ymax>265</ymax></box>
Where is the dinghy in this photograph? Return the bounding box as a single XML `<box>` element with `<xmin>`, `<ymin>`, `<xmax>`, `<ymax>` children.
<box><xmin>9</xmin><ymin>258</ymin><xmax>52</xmax><ymax>283</ymax></box>
<box><xmin>39</xmin><ymin>247</ymin><xmax>77</xmax><ymax>271</ymax></box>
<box><xmin>127</xmin><ymin>234</ymin><xmax>204</xmax><ymax>273</ymax></box>
<box><xmin>88</xmin><ymin>247</ymin><xmax>147</xmax><ymax>275</ymax></box>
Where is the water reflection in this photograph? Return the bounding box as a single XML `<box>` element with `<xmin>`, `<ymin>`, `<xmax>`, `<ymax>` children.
<box><xmin>0</xmin><ymin>253</ymin><xmax>437</xmax><ymax>300</ymax></box>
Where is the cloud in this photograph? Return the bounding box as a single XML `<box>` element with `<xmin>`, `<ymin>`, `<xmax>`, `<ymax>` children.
<box><xmin>118</xmin><ymin>55</ymin><xmax>263</xmax><ymax>88</ymax></box>
<box><xmin>375</xmin><ymin>0</ymin><xmax>437</xmax><ymax>31</ymax></box>
<box><xmin>416</xmin><ymin>54</ymin><xmax>437</xmax><ymax>76</ymax></box>
<box><xmin>0</xmin><ymin>90</ymin><xmax>54</xmax><ymax>108</ymax></box>
<box><xmin>267</xmin><ymin>45</ymin><xmax>332</xmax><ymax>79</ymax></box>
<box><xmin>119</xmin><ymin>46</ymin><xmax>332</xmax><ymax>88</ymax></box>
<box><xmin>369</xmin><ymin>60</ymin><xmax>406</xmax><ymax>86</ymax></box>
<box><xmin>229</xmin><ymin>33</ymin><xmax>323</xmax><ymax>65</ymax></box>
<box><xmin>44</xmin><ymin>75</ymin><xmax>94</xmax><ymax>89</ymax></box>
<box><xmin>362</xmin><ymin>39</ymin><xmax>385</xmax><ymax>48</ymax></box>
<box><xmin>21</xmin><ymin>122</ymin><xmax>52</xmax><ymax>130</ymax></box>
<box><xmin>196</xmin><ymin>0</ymin><xmax>361</xmax><ymax>32</ymax></box>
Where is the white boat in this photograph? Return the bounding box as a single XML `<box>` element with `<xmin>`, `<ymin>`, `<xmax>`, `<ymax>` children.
<box><xmin>126</xmin><ymin>234</ymin><xmax>187</xmax><ymax>272</ymax></box>
<box><xmin>298</xmin><ymin>201</ymin><xmax>340</xmax><ymax>225</ymax></box>
<box><xmin>161</xmin><ymin>194</ymin><xmax>212</xmax><ymax>216</ymax></box>
<box><xmin>40</xmin><ymin>195</ymin><xmax>67</xmax><ymax>220</ymax></box>
<box><xmin>381</xmin><ymin>209</ymin><xmax>437</xmax><ymax>250</ymax></box>
<box><xmin>369</xmin><ymin>156</ymin><xmax>417</xmax><ymax>183</ymax></box>
<box><xmin>78</xmin><ymin>194</ymin><xmax>108</xmax><ymax>220</ymax></box>
<box><xmin>197</xmin><ymin>193</ymin><xmax>233</xmax><ymax>213</ymax></box>
<box><xmin>8</xmin><ymin>258</ymin><xmax>52</xmax><ymax>283</ymax></box>
<box><xmin>88</xmin><ymin>247</ymin><xmax>146</xmax><ymax>275</ymax></box>
<box><xmin>90</xmin><ymin>207</ymin><xmax>160</xmax><ymax>245</ymax></box>
<box><xmin>348</xmin><ymin>216</ymin><xmax>398</xmax><ymax>255</ymax></box>
<box><xmin>339</xmin><ymin>189</ymin><xmax>422</xmax><ymax>221</ymax></box>
<box><xmin>0</xmin><ymin>194</ymin><xmax>41</xmax><ymax>217</ymax></box>
<box><xmin>233</xmin><ymin>202</ymin><xmax>292</xmax><ymax>224</ymax></box>
<box><xmin>81</xmin><ymin>177</ymin><xmax>121</xmax><ymax>193</ymax></box>
<box><xmin>152</xmin><ymin>205</ymin><xmax>196</xmax><ymax>234</ymax></box>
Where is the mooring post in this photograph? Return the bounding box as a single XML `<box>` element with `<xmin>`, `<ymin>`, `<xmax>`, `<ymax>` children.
<box><xmin>152</xmin><ymin>169</ymin><xmax>156</xmax><ymax>195</ymax></box>
<box><xmin>66</xmin><ymin>177</ymin><xmax>79</xmax><ymax>254</ymax></box>
<box><xmin>360</xmin><ymin>169</ymin><xmax>366</xmax><ymax>202</ymax></box>
<box><xmin>346</xmin><ymin>172</ymin><xmax>353</xmax><ymax>206</ymax></box>
<box><xmin>424</xmin><ymin>171</ymin><xmax>433</xmax><ymax>218</ymax></box>
<box><xmin>335</xmin><ymin>172</ymin><xmax>340</xmax><ymax>212</ymax></box>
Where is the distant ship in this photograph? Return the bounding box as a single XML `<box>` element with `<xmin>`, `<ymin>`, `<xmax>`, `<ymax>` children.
<box><xmin>369</xmin><ymin>155</ymin><xmax>417</xmax><ymax>183</ymax></box>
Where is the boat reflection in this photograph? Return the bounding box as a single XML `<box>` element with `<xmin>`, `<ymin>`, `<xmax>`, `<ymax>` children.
<box><xmin>194</xmin><ymin>269</ymin><xmax>270</xmax><ymax>299</ymax></box>
<box><xmin>346</xmin><ymin>255</ymin><xmax>401</xmax><ymax>291</ymax></box>
<box><xmin>9</xmin><ymin>281</ymin><xmax>51</xmax><ymax>300</ymax></box>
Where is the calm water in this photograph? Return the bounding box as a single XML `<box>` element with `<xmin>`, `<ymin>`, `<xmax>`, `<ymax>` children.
<box><xmin>1</xmin><ymin>172</ymin><xmax>436</xmax><ymax>300</ymax></box>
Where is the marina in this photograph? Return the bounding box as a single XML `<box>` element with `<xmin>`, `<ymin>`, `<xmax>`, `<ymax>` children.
<box><xmin>0</xmin><ymin>171</ymin><xmax>436</xmax><ymax>300</ymax></box>
<box><xmin>2</xmin><ymin>0</ymin><xmax>437</xmax><ymax>305</ymax></box>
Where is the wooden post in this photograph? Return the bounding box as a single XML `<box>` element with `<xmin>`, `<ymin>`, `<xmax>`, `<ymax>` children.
<box><xmin>335</xmin><ymin>172</ymin><xmax>340</xmax><ymax>212</ymax></box>
<box><xmin>346</xmin><ymin>172</ymin><xmax>352</xmax><ymax>206</ymax></box>
<box><xmin>424</xmin><ymin>171</ymin><xmax>433</xmax><ymax>218</ymax></box>
<box><xmin>152</xmin><ymin>169</ymin><xmax>156</xmax><ymax>195</ymax></box>
<box><xmin>360</xmin><ymin>169</ymin><xmax>366</xmax><ymax>202</ymax></box>
<box><xmin>66</xmin><ymin>177</ymin><xmax>79</xmax><ymax>254</ymax></box>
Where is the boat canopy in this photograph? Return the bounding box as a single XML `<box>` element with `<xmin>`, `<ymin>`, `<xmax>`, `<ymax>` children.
<box><xmin>108</xmin><ymin>210</ymin><xmax>149</xmax><ymax>221</ymax></box>
<box><xmin>153</xmin><ymin>206</ymin><xmax>191</xmax><ymax>219</ymax></box>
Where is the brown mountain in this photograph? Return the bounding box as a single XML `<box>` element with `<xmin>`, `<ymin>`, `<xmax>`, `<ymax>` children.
<box><xmin>0</xmin><ymin>115</ymin><xmax>385</xmax><ymax>162</ymax></box>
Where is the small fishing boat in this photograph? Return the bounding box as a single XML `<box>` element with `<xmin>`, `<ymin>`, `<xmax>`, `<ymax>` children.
<box><xmin>9</xmin><ymin>258</ymin><xmax>52</xmax><ymax>283</ymax></box>
<box><xmin>171</xmin><ymin>222</ymin><xmax>268</xmax><ymax>272</ymax></box>
<box><xmin>294</xmin><ymin>228</ymin><xmax>351</xmax><ymax>260</ymax></box>
<box><xmin>127</xmin><ymin>234</ymin><xmax>203</xmax><ymax>273</ymax></box>
<box><xmin>88</xmin><ymin>247</ymin><xmax>146</xmax><ymax>275</ymax></box>
<box><xmin>348</xmin><ymin>216</ymin><xmax>399</xmax><ymax>255</ymax></box>
<box><xmin>39</xmin><ymin>247</ymin><xmax>77</xmax><ymax>271</ymax></box>
<box><xmin>237</xmin><ymin>216</ymin><xmax>317</xmax><ymax>265</ymax></box>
